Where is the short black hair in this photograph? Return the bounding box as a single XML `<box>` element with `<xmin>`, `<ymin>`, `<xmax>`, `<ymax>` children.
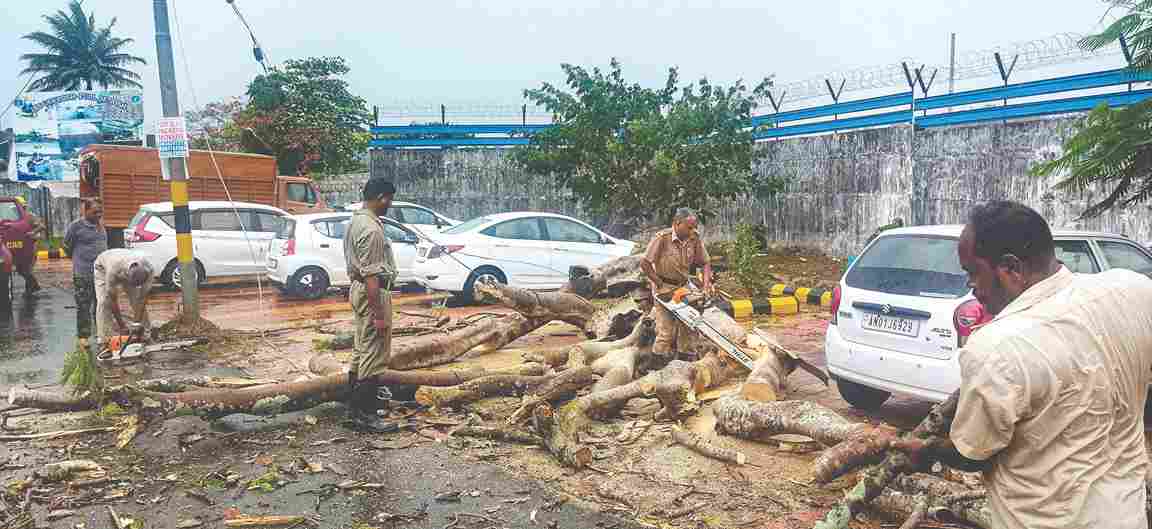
<box><xmin>362</xmin><ymin>178</ymin><xmax>396</xmax><ymax>201</ymax></box>
<box><xmin>966</xmin><ymin>200</ymin><xmax>1054</xmax><ymax>265</ymax></box>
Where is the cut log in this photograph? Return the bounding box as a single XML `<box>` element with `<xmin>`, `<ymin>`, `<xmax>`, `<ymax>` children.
<box><xmin>671</xmin><ymin>426</ymin><xmax>747</xmax><ymax>465</ymax></box>
<box><xmin>535</xmin><ymin>359</ymin><xmax>732</xmax><ymax>468</ymax></box>
<box><xmin>563</xmin><ymin>255</ymin><xmax>645</xmax><ymax>297</ymax></box>
<box><xmin>414</xmin><ymin>374</ymin><xmax>551</xmax><ymax>408</ymax></box>
<box><xmin>739</xmin><ymin>349</ymin><xmax>798</xmax><ymax>403</ymax></box>
<box><xmin>811</xmin><ymin>425</ymin><xmax>900</xmax><ymax>484</ymax></box>
<box><xmin>474</xmin><ymin>280</ymin><xmax>595</xmax><ymax>331</ymax></box>
<box><xmin>713</xmin><ymin>397</ymin><xmax>868</xmax><ymax>447</ymax></box>
<box><xmin>35</xmin><ymin>460</ymin><xmax>105</xmax><ymax>482</ymax></box>
<box><xmin>133</xmin><ymin>376</ymin><xmax>279</xmax><ymax>392</ymax></box>
<box><xmin>874</xmin><ymin>474</ymin><xmax>993</xmax><ymax>529</ymax></box>
<box><xmin>507</xmin><ymin>366</ymin><xmax>598</xmax><ymax>425</ymax></box>
<box><xmin>390</xmin><ymin>314</ymin><xmax>549</xmax><ymax>370</ymax></box>
<box><xmin>308</xmin><ymin>352</ymin><xmax>546</xmax><ymax>379</ymax></box>
<box><xmin>7</xmin><ymin>387</ymin><xmax>96</xmax><ymax>412</ymax></box>
<box><xmin>569</xmin><ymin>317</ymin><xmax>653</xmax><ymax>370</ymax></box>
<box><xmin>812</xmin><ymin>391</ymin><xmax>960</xmax><ymax>529</ymax></box>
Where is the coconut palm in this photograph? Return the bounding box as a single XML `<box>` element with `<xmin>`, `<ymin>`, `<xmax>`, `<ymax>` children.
<box><xmin>20</xmin><ymin>0</ymin><xmax>147</xmax><ymax>91</ymax></box>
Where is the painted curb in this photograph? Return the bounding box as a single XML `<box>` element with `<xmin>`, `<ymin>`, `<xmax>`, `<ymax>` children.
<box><xmin>768</xmin><ymin>283</ymin><xmax>833</xmax><ymax>307</ymax></box>
<box><xmin>715</xmin><ymin>296</ymin><xmax>800</xmax><ymax>319</ymax></box>
<box><xmin>36</xmin><ymin>249</ymin><xmax>68</xmax><ymax>259</ymax></box>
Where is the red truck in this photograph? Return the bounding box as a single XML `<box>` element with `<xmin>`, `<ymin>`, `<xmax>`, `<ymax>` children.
<box><xmin>79</xmin><ymin>145</ymin><xmax>330</xmax><ymax>246</ymax></box>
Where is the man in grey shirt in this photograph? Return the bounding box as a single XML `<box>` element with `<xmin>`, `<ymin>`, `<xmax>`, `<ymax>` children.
<box><xmin>63</xmin><ymin>199</ymin><xmax>108</xmax><ymax>340</ymax></box>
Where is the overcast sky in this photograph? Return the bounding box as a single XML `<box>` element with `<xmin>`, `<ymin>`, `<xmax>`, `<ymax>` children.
<box><xmin>0</xmin><ymin>0</ymin><xmax>1124</xmax><ymax>126</ymax></box>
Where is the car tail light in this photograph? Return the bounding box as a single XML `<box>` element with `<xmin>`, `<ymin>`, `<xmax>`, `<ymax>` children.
<box><xmin>426</xmin><ymin>245</ymin><xmax>463</xmax><ymax>260</ymax></box>
<box><xmin>127</xmin><ymin>215</ymin><xmax>161</xmax><ymax>243</ymax></box>
<box><xmin>829</xmin><ymin>285</ymin><xmax>842</xmax><ymax>325</ymax></box>
<box><xmin>954</xmin><ymin>299</ymin><xmax>991</xmax><ymax>347</ymax></box>
<box><xmin>284</xmin><ymin>238</ymin><xmax>296</xmax><ymax>256</ymax></box>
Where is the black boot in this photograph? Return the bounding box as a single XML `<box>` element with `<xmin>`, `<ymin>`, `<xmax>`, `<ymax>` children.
<box><xmin>345</xmin><ymin>381</ymin><xmax>399</xmax><ymax>433</ymax></box>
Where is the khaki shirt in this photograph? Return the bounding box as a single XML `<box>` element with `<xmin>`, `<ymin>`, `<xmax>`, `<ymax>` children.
<box><xmin>343</xmin><ymin>209</ymin><xmax>397</xmax><ymax>285</ymax></box>
<box><xmin>951</xmin><ymin>267</ymin><xmax>1152</xmax><ymax>529</ymax></box>
<box><xmin>643</xmin><ymin>228</ymin><xmax>709</xmax><ymax>288</ymax></box>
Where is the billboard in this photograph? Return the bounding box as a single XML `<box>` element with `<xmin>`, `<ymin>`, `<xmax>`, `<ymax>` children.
<box><xmin>10</xmin><ymin>90</ymin><xmax>144</xmax><ymax>182</ymax></box>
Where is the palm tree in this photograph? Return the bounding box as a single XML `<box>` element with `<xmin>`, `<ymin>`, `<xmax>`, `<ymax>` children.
<box><xmin>20</xmin><ymin>0</ymin><xmax>147</xmax><ymax>91</ymax></box>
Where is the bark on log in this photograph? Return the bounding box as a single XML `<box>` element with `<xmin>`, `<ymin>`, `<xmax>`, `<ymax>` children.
<box><xmin>873</xmin><ymin>474</ymin><xmax>994</xmax><ymax>529</ymax></box>
<box><xmin>811</xmin><ymin>425</ymin><xmax>900</xmax><ymax>484</ymax></box>
<box><xmin>535</xmin><ymin>359</ymin><xmax>730</xmax><ymax>468</ymax></box>
<box><xmin>414</xmin><ymin>374</ymin><xmax>551</xmax><ymax>408</ymax></box>
<box><xmin>308</xmin><ymin>352</ymin><xmax>546</xmax><ymax>379</ymax></box>
<box><xmin>7</xmin><ymin>387</ymin><xmax>97</xmax><ymax>412</ymax></box>
<box><xmin>390</xmin><ymin>314</ymin><xmax>548</xmax><ymax>370</ymax></box>
<box><xmin>563</xmin><ymin>255</ymin><xmax>645</xmax><ymax>298</ymax></box>
<box><xmin>568</xmin><ymin>317</ymin><xmax>653</xmax><ymax>370</ymax></box>
<box><xmin>713</xmin><ymin>397</ymin><xmax>867</xmax><ymax>447</ymax></box>
<box><xmin>812</xmin><ymin>391</ymin><xmax>960</xmax><ymax>529</ymax></box>
<box><xmin>672</xmin><ymin>426</ymin><xmax>747</xmax><ymax>465</ymax></box>
<box><xmin>474</xmin><ymin>280</ymin><xmax>595</xmax><ymax>332</ymax></box>
<box><xmin>451</xmin><ymin>425</ymin><xmax>543</xmax><ymax>445</ymax></box>
<box><xmin>507</xmin><ymin>366</ymin><xmax>598</xmax><ymax>425</ymax></box>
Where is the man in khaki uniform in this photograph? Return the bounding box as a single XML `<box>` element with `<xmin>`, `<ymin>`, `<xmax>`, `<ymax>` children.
<box><xmin>640</xmin><ymin>208</ymin><xmax>715</xmax><ymax>359</ymax></box>
<box><xmin>342</xmin><ymin>178</ymin><xmax>400</xmax><ymax>433</ymax></box>
<box><xmin>93</xmin><ymin>249</ymin><xmax>155</xmax><ymax>341</ymax></box>
<box><xmin>892</xmin><ymin>201</ymin><xmax>1152</xmax><ymax>529</ymax></box>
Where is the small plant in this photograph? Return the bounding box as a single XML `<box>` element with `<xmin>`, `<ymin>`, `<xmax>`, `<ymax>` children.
<box><xmin>60</xmin><ymin>338</ymin><xmax>102</xmax><ymax>396</ymax></box>
<box><xmin>245</xmin><ymin>470</ymin><xmax>282</xmax><ymax>492</ymax></box>
<box><xmin>728</xmin><ymin>224</ymin><xmax>769</xmax><ymax>296</ymax></box>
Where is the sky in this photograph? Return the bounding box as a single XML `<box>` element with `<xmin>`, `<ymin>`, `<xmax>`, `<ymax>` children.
<box><xmin>0</xmin><ymin>0</ymin><xmax>1127</xmax><ymax>128</ymax></box>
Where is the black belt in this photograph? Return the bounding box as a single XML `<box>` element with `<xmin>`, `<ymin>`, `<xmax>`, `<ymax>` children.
<box><xmin>658</xmin><ymin>275</ymin><xmax>687</xmax><ymax>286</ymax></box>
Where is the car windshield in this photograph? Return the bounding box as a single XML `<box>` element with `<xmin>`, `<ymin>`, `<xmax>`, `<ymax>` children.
<box><xmin>846</xmin><ymin>235</ymin><xmax>970</xmax><ymax>298</ymax></box>
<box><xmin>0</xmin><ymin>203</ymin><xmax>21</xmax><ymax>222</ymax></box>
<box><xmin>276</xmin><ymin>219</ymin><xmax>296</xmax><ymax>239</ymax></box>
<box><xmin>441</xmin><ymin>216</ymin><xmax>491</xmax><ymax>235</ymax></box>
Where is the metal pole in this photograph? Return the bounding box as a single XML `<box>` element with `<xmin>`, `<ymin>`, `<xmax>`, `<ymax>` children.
<box><xmin>948</xmin><ymin>33</ymin><xmax>956</xmax><ymax>95</ymax></box>
<box><xmin>152</xmin><ymin>0</ymin><xmax>199</xmax><ymax>321</ymax></box>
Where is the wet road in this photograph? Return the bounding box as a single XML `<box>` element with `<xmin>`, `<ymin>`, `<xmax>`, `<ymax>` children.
<box><xmin>0</xmin><ymin>260</ymin><xmax>447</xmax><ymax>392</ymax></box>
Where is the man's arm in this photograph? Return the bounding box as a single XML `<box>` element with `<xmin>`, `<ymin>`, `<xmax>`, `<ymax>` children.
<box><xmin>641</xmin><ymin>235</ymin><xmax>664</xmax><ymax>292</ymax></box>
<box><xmin>131</xmin><ymin>275</ymin><xmax>155</xmax><ymax>325</ymax></box>
<box><xmin>353</xmin><ymin>223</ymin><xmax>389</xmax><ymax>327</ymax></box>
<box><xmin>890</xmin><ymin>437</ymin><xmax>988</xmax><ymax>473</ymax></box>
<box><xmin>62</xmin><ymin>223</ymin><xmax>76</xmax><ymax>255</ymax></box>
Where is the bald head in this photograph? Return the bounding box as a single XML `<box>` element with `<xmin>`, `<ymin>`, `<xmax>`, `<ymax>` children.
<box><xmin>128</xmin><ymin>262</ymin><xmax>152</xmax><ymax>287</ymax></box>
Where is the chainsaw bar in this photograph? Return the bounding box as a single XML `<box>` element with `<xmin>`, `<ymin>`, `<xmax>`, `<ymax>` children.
<box><xmin>655</xmin><ymin>295</ymin><xmax>755</xmax><ymax>370</ymax></box>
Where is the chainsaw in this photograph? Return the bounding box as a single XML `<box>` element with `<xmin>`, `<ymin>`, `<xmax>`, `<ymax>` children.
<box><xmin>653</xmin><ymin>282</ymin><xmax>756</xmax><ymax>370</ymax></box>
<box><xmin>96</xmin><ymin>323</ymin><xmax>208</xmax><ymax>365</ymax></box>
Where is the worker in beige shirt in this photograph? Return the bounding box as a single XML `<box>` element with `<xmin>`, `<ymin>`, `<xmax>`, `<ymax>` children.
<box><xmin>892</xmin><ymin>200</ymin><xmax>1152</xmax><ymax>529</ymax></box>
<box><xmin>640</xmin><ymin>207</ymin><xmax>715</xmax><ymax>359</ymax></box>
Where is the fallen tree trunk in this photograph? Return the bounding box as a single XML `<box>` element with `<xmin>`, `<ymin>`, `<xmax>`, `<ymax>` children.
<box><xmin>563</xmin><ymin>255</ymin><xmax>645</xmax><ymax>298</ymax></box>
<box><xmin>307</xmin><ymin>352</ymin><xmax>546</xmax><ymax>378</ymax></box>
<box><xmin>6</xmin><ymin>388</ymin><xmax>97</xmax><ymax>412</ymax></box>
<box><xmin>414</xmin><ymin>373</ymin><xmax>552</xmax><ymax>408</ymax></box>
<box><xmin>568</xmin><ymin>317</ymin><xmax>653</xmax><ymax>370</ymax></box>
<box><xmin>534</xmin><ymin>358</ymin><xmax>733</xmax><ymax>468</ymax></box>
<box><xmin>713</xmin><ymin>397</ymin><xmax>868</xmax><ymax>447</ymax></box>
<box><xmin>474</xmin><ymin>280</ymin><xmax>595</xmax><ymax>332</ymax></box>
<box><xmin>812</xmin><ymin>391</ymin><xmax>960</xmax><ymax>529</ymax></box>
<box><xmin>390</xmin><ymin>314</ymin><xmax>548</xmax><ymax>369</ymax></box>
<box><xmin>872</xmin><ymin>474</ymin><xmax>993</xmax><ymax>529</ymax></box>
<box><xmin>507</xmin><ymin>366</ymin><xmax>598</xmax><ymax>425</ymax></box>
<box><xmin>451</xmin><ymin>425</ymin><xmax>543</xmax><ymax>445</ymax></box>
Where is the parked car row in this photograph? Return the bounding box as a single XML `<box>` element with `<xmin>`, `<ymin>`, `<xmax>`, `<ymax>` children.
<box><xmin>825</xmin><ymin>225</ymin><xmax>1152</xmax><ymax>409</ymax></box>
<box><xmin>123</xmin><ymin>200</ymin><xmax>633</xmax><ymax>304</ymax></box>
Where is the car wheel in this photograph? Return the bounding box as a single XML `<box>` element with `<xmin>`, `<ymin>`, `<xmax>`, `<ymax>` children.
<box><xmin>461</xmin><ymin>266</ymin><xmax>506</xmax><ymax>305</ymax></box>
<box><xmin>163</xmin><ymin>260</ymin><xmax>205</xmax><ymax>290</ymax></box>
<box><xmin>290</xmin><ymin>267</ymin><xmax>330</xmax><ymax>300</ymax></box>
<box><xmin>833</xmin><ymin>376</ymin><xmax>891</xmax><ymax>410</ymax></box>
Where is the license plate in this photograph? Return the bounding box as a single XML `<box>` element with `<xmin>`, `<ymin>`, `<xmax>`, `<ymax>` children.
<box><xmin>5</xmin><ymin>241</ymin><xmax>22</xmax><ymax>249</ymax></box>
<box><xmin>267</xmin><ymin>258</ymin><xmax>278</xmax><ymax>270</ymax></box>
<box><xmin>861</xmin><ymin>313</ymin><xmax>919</xmax><ymax>337</ymax></box>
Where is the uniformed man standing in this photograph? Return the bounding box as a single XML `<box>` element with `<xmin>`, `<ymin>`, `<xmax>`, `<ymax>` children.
<box><xmin>640</xmin><ymin>207</ymin><xmax>715</xmax><ymax>359</ymax></box>
<box><xmin>342</xmin><ymin>178</ymin><xmax>400</xmax><ymax>433</ymax></box>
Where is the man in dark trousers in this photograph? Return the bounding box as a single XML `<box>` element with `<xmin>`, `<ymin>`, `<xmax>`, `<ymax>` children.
<box><xmin>63</xmin><ymin>198</ymin><xmax>108</xmax><ymax>344</ymax></box>
<box><xmin>341</xmin><ymin>179</ymin><xmax>400</xmax><ymax>433</ymax></box>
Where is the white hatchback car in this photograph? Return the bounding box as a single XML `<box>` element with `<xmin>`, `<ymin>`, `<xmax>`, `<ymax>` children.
<box><xmin>826</xmin><ymin>225</ymin><xmax>1152</xmax><ymax>409</ymax></box>
<box><xmin>344</xmin><ymin>200</ymin><xmax>459</xmax><ymax>235</ymax></box>
<box><xmin>266</xmin><ymin>212</ymin><xmax>421</xmax><ymax>299</ymax></box>
<box><xmin>125</xmin><ymin>201</ymin><xmax>288</xmax><ymax>288</ymax></box>
<box><xmin>414</xmin><ymin>212</ymin><xmax>635</xmax><ymax>302</ymax></box>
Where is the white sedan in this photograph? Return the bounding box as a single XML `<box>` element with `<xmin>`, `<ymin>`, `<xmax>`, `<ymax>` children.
<box><xmin>413</xmin><ymin>212</ymin><xmax>635</xmax><ymax>302</ymax></box>
<box><xmin>266</xmin><ymin>212</ymin><xmax>421</xmax><ymax>299</ymax></box>
<box><xmin>343</xmin><ymin>200</ymin><xmax>459</xmax><ymax>236</ymax></box>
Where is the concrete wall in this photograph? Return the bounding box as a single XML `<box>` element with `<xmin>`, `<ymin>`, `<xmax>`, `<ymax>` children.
<box><xmin>318</xmin><ymin>115</ymin><xmax>1150</xmax><ymax>257</ymax></box>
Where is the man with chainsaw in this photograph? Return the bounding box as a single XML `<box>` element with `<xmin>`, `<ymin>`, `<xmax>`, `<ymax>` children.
<box><xmin>93</xmin><ymin>249</ymin><xmax>155</xmax><ymax>342</ymax></box>
<box><xmin>640</xmin><ymin>207</ymin><xmax>715</xmax><ymax>360</ymax></box>
<box><xmin>342</xmin><ymin>178</ymin><xmax>400</xmax><ymax>433</ymax></box>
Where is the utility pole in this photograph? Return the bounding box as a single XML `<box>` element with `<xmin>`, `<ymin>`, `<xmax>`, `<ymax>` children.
<box><xmin>152</xmin><ymin>0</ymin><xmax>199</xmax><ymax>321</ymax></box>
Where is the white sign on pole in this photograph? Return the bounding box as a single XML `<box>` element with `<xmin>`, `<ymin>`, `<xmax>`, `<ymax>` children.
<box><xmin>157</xmin><ymin>116</ymin><xmax>189</xmax><ymax>160</ymax></box>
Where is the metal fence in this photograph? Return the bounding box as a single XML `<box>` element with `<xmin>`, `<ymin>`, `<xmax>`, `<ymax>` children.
<box><xmin>0</xmin><ymin>182</ymin><xmax>81</xmax><ymax>242</ymax></box>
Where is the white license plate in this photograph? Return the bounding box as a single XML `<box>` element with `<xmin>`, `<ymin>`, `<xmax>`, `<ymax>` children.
<box><xmin>861</xmin><ymin>313</ymin><xmax>919</xmax><ymax>337</ymax></box>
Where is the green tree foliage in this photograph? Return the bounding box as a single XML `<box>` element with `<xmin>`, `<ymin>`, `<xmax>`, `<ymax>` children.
<box><xmin>20</xmin><ymin>0</ymin><xmax>146</xmax><ymax>91</ymax></box>
<box><xmin>1032</xmin><ymin>0</ymin><xmax>1152</xmax><ymax>217</ymax></box>
<box><xmin>234</xmin><ymin>57</ymin><xmax>370</xmax><ymax>176</ymax></box>
<box><xmin>512</xmin><ymin>59</ymin><xmax>784</xmax><ymax>232</ymax></box>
